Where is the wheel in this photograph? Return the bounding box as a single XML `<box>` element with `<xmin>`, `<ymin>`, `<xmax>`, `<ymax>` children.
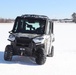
<box><xmin>4</xmin><ymin>45</ymin><xmax>13</xmax><ymax>61</ymax></box>
<box><xmin>35</xmin><ymin>48</ymin><xmax>46</xmax><ymax>65</ymax></box>
<box><xmin>47</xmin><ymin>46</ymin><xmax>54</xmax><ymax>57</ymax></box>
<box><xmin>50</xmin><ymin>46</ymin><xmax>54</xmax><ymax>57</ymax></box>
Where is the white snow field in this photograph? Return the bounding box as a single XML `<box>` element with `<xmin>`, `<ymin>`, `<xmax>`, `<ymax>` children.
<box><xmin>0</xmin><ymin>23</ymin><xmax>76</xmax><ymax>75</ymax></box>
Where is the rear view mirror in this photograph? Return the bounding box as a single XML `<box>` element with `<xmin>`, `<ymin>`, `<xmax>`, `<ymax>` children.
<box><xmin>28</xmin><ymin>20</ymin><xmax>35</xmax><ymax>23</ymax></box>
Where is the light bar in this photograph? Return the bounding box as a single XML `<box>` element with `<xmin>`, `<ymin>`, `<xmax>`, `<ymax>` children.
<box><xmin>21</xmin><ymin>14</ymin><xmax>48</xmax><ymax>19</ymax></box>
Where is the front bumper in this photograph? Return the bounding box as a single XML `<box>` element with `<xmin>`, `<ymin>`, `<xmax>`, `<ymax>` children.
<box><xmin>12</xmin><ymin>37</ymin><xmax>45</xmax><ymax>56</ymax></box>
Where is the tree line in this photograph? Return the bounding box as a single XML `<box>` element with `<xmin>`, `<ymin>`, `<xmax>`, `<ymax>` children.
<box><xmin>52</xmin><ymin>13</ymin><xmax>76</xmax><ymax>23</ymax></box>
<box><xmin>0</xmin><ymin>13</ymin><xmax>76</xmax><ymax>23</ymax></box>
<box><xmin>0</xmin><ymin>18</ymin><xmax>14</xmax><ymax>23</ymax></box>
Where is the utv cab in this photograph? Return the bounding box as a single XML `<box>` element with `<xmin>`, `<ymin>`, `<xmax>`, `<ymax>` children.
<box><xmin>4</xmin><ymin>14</ymin><xmax>54</xmax><ymax>65</ymax></box>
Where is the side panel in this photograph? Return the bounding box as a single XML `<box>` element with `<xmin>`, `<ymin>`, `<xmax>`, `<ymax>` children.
<box><xmin>44</xmin><ymin>35</ymin><xmax>51</xmax><ymax>55</ymax></box>
<box><xmin>45</xmin><ymin>21</ymin><xmax>54</xmax><ymax>55</ymax></box>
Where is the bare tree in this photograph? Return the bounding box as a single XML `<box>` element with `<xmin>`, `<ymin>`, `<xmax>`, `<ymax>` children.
<box><xmin>72</xmin><ymin>12</ymin><xmax>76</xmax><ymax>23</ymax></box>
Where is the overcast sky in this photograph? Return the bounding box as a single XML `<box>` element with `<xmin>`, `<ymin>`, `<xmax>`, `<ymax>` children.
<box><xmin>0</xmin><ymin>0</ymin><xmax>76</xmax><ymax>19</ymax></box>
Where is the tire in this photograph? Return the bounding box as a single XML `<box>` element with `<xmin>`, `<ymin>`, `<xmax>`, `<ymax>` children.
<box><xmin>47</xmin><ymin>46</ymin><xmax>54</xmax><ymax>57</ymax></box>
<box><xmin>35</xmin><ymin>48</ymin><xmax>46</xmax><ymax>65</ymax></box>
<box><xmin>4</xmin><ymin>45</ymin><xmax>13</xmax><ymax>61</ymax></box>
<box><xmin>51</xmin><ymin>46</ymin><xmax>54</xmax><ymax>57</ymax></box>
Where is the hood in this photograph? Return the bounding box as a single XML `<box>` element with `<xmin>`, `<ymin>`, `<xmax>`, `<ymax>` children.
<box><xmin>13</xmin><ymin>33</ymin><xmax>41</xmax><ymax>38</ymax></box>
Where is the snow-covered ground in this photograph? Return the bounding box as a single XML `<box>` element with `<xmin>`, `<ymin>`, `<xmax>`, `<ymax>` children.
<box><xmin>0</xmin><ymin>23</ymin><xmax>76</xmax><ymax>75</ymax></box>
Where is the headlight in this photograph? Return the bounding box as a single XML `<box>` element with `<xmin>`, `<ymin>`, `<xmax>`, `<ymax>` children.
<box><xmin>35</xmin><ymin>37</ymin><xmax>44</xmax><ymax>40</ymax></box>
<box><xmin>33</xmin><ymin>37</ymin><xmax>45</xmax><ymax>45</ymax></box>
<box><xmin>8</xmin><ymin>35</ymin><xmax>15</xmax><ymax>41</ymax></box>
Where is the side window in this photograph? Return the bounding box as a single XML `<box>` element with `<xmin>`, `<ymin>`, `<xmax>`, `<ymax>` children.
<box><xmin>47</xmin><ymin>21</ymin><xmax>53</xmax><ymax>34</ymax></box>
<box><xmin>46</xmin><ymin>21</ymin><xmax>50</xmax><ymax>35</ymax></box>
<box><xmin>51</xmin><ymin>22</ymin><xmax>53</xmax><ymax>34</ymax></box>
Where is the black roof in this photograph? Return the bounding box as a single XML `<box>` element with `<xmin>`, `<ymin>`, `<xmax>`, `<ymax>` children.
<box><xmin>20</xmin><ymin>14</ymin><xmax>50</xmax><ymax>20</ymax></box>
<box><xmin>16</xmin><ymin>14</ymin><xmax>52</xmax><ymax>22</ymax></box>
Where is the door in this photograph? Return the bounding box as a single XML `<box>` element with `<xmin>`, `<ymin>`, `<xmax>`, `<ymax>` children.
<box><xmin>45</xmin><ymin>21</ymin><xmax>53</xmax><ymax>55</ymax></box>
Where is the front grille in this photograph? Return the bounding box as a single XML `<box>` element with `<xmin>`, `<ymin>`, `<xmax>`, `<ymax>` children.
<box><xmin>15</xmin><ymin>37</ymin><xmax>32</xmax><ymax>47</ymax></box>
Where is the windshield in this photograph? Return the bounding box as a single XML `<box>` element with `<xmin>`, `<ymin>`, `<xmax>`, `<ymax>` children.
<box><xmin>12</xmin><ymin>17</ymin><xmax>46</xmax><ymax>34</ymax></box>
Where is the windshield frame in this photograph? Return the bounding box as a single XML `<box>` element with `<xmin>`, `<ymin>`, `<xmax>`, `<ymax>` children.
<box><xmin>12</xmin><ymin>17</ymin><xmax>47</xmax><ymax>34</ymax></box>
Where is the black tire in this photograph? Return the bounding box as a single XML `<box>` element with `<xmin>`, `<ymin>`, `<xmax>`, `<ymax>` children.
<box><xmin>4</xmin><ymin>45</ymin><xmax>13</xmax><ymax>61</ymax></box>
<box><xmin>35</xmin><ymin>48</ymin><xmax>46</xmax><ymax>65</ymax></box>
<box><xmin>51</xmin><ymin>46</ymin><xmax>54</xmax><ymax>57</ymax></box>
<box><xmin>47</xmin><ymin>46</ymin><xmax>54</xmax><ymax>57</ymax></box>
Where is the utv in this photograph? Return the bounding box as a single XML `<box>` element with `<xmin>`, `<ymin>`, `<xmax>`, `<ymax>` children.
<box><xmin>4</xmin><ymin>14</ymin><xmax>54</xmax><ymax>65</ymax></box>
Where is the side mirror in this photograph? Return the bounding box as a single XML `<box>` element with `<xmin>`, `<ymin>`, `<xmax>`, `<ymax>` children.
<box><xmin>9</xmin><ymin>31</ymin><xmax>12</xmax><ymax>34</ymax></box>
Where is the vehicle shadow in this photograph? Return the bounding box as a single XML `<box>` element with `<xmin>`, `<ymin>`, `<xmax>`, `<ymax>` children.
<box><xmin>0</xmin><ymin>51</ymin><xmax>37</xmax><ymax>66</ymax></box>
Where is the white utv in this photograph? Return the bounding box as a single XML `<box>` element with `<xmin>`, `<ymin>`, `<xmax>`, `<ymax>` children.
<box><xmin>4</xmin><ymin>14</ymin><xmax>54</xmax><ymax>65</ymax></box>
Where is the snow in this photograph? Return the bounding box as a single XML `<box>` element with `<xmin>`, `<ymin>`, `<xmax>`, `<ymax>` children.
<box><xmin>0</xmin><ymin>23</ymin><xmax>76</xmax><ymax>75</ymax></box>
